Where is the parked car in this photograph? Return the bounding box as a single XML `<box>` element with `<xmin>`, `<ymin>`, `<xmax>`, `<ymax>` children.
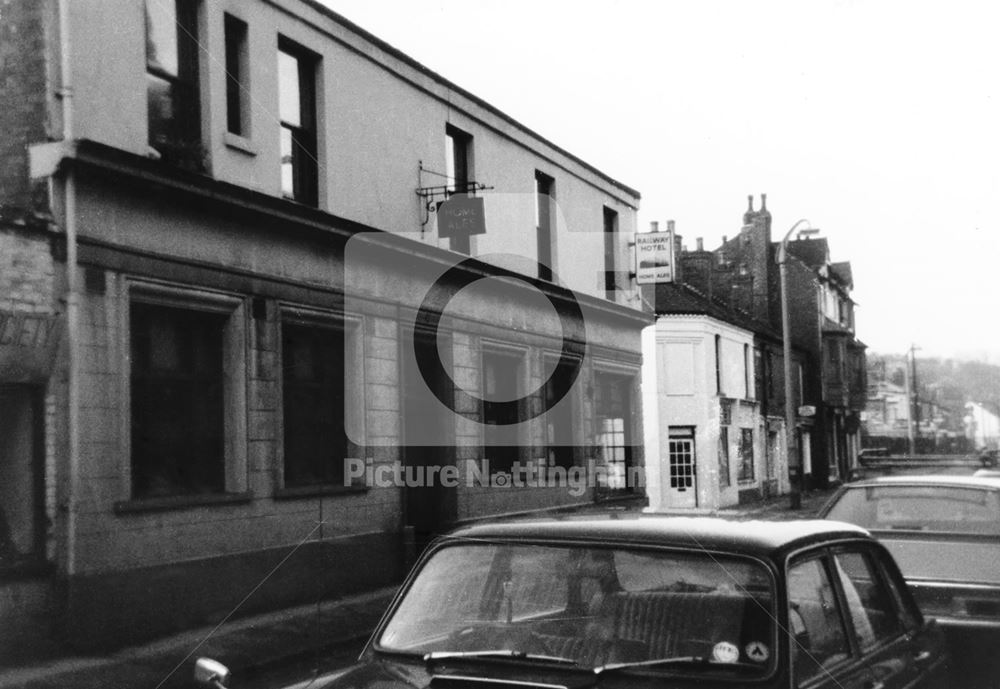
<box><xmin>847</xmin><ymin>453</ymin><xmax>994</xmax><ymax>482</ymax></box>
<box><xmin>820</xmin><ymin>475</ymin><xmax>1000</xmax><ymax>684</ymax></box>
<box><xmin>196</xmin><ymin>516</ymin><xmax>948</xmax><ymax>689</ymax></box>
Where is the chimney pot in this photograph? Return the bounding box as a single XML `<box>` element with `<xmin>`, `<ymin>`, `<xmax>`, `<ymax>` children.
<box><xmin>747</xmin><ymin>195</ymin><xmax>754</xmax><ymax>212</ymax></box>
<box><xmin>722</xmin><ymin>235</ymin><xmax>728</xmax><ymax>244</ymax></box>
<box><xmin>761</xmin><ymin>193</ymin><xmax>767</xmax><ymax>211</ymax></box>
<box><xmin>696</xmin><ymin>237</ymin><xmax>704</xmax><ymax>251</ymax></box>
<box><xmin>667</xmin><ymin>220</ymin><xmax>675</xmax><ymax>233</ymax></box>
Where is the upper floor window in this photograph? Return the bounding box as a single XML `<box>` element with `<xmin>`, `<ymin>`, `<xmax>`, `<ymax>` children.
<box><xmin>224</xmin><ymin>14</ymin><xmax>249</xmax><ymax>137</ymax></box>
<box><xmin>535</xmin><ymin>172</ymin><xmax>555</xmax><ymax>281</ymax></box>
<box><xmin>743</xmin><ymin>343</ymin><xmax>751</xmax><ymax>399</ymax></box>
<box><xmin>279</xmin><ymin>39</ymin><xmax>318</xmax><ymax>206</ymax></box>
<box><xmin>714</xmin><ymin>334</ymin><xmax>723</xmax><ymax>395</ymax></box>
<box><xmin>146</xmin><ymin>0</ymin><xmax>202</xmax><ymax>166</ymax></box>
<box><xmin>445</xmin><ymin>125</ymin><xmax>473</xmax><ymax>254</ymax></box>
<box><xmin>603</xmin><ymin>207</ymin><xmax>618</xmax><ymax>299</ymax></box>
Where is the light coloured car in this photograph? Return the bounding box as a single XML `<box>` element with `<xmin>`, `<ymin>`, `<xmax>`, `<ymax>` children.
<box><xmin>820</xmin><ymin>474</ymin><xmax>1000</xmax><ymax>685</ymax></box>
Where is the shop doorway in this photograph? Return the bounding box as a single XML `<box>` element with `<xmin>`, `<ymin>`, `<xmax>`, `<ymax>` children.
<box><xmin>401</xmin><ymin>329</ymin><xmax>456</xmax><ymax>546</ymax></box>
<box><xmin>0</xmin><ymin>385</ymin><xmax>45</xmax><ymax>571</ymax></box>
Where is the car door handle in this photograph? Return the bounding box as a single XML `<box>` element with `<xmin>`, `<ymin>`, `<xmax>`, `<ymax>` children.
<box><xmin>913</xmin><ymin>650</ymin><xmax>932</xmax><ymax>663</ymax></box>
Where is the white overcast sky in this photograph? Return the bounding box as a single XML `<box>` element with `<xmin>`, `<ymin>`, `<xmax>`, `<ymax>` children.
<box><xmin>323</xmin><ymin>0</ymin><xmax>1000</xmax><ymax>361</ymax></box>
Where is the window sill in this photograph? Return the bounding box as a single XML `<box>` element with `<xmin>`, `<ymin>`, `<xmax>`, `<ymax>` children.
<box><xmin>274</xmin><ymin>483</ymin><xmax>368</xmax><ymax>500</ymax></box>
<box><xmin>114</xmin><ymin>491</ymin><xmax>253</xmax><ymax>515</ymax></box>
<box><xmin>224</xmin><ymin>132</ymin><xmax>258</xmax><ymax>156</ymax></box>
<box><xmin>0</xmin><ymin>558</ymin><xmax>53</xmax><ymax>582</ymax></box>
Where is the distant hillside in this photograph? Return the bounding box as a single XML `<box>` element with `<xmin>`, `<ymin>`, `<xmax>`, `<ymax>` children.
<box><xmin>868</xmin><ymin>352</ymin><xmax>1000</xmax><ymax>418</ymax></box>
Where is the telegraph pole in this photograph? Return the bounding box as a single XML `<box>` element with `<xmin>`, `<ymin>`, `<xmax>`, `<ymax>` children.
<box><xmin>905</xmin><ymin>344</ymin><xmax>920</xmax><ymax>454</ymax></box>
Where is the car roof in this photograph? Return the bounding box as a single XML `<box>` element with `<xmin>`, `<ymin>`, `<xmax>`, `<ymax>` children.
<box><xmin>443</xmin><ymin>515</ymin><xmax>870</xmax><ymax>559</ymax></box>
<box><xmin>844</xmin><ymin>474</ymin><xmax>1000</xmax><ymax>490</ymax></box>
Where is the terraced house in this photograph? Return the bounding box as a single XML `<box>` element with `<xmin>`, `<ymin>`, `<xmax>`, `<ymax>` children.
<box><xmin>0</xmin><ymin>0</ymin><xmax>649</xmax><ymax>654</ymax></box>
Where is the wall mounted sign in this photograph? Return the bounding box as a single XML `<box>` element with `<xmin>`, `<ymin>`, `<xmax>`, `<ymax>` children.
<box><xmin>437</xmin><ymin>194</ymin><xmax>486</xmax><ymax>239</ymax></box>
<box><xmin>0</xmin><ymin>310</ymin><xmax>63</xmax><ymax>382</ymax></box>
<box><xmin>634</xmin><ymin>227</ymin><xmax>674</xmax><ymax>284</ymax></box>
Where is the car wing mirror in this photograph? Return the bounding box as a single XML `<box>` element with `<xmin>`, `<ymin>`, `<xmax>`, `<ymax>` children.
<box><xmin>195</xmin><ymin>657</ymin><xmax>231</xmax><ymax>689</ymax></box>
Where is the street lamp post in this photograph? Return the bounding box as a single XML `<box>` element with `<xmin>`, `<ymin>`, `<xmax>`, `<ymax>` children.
<box><xmin>778</xmin><ymin>219</ymin><xmax>819</xmax><ymax>510</ymax></box>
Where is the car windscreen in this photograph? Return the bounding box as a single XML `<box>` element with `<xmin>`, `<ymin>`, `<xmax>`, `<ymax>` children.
<box><xmin>376</xmin><ymin>542</ymin><xmax>776</xmax><ymax>675</ymax></box>
<box><xmin>826</xmin><ymin>485</ymin><xmax>1000</xmax><ymax>534</ymax></box>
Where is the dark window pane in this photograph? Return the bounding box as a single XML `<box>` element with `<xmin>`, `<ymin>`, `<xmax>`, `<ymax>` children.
<box><xmin>147</xmin><ymin>72</ymin><xmax>176</xmax><ymax>143</ymax></box>
<box><xmin>603</xmin><ymin>207</ymin><xmax>617</xmax><ymax>298</ymax></box>
<box><xmin>282</xmin><ymin>323</ymin><xmax>347</xmax><ymax>487</ymax></box>
<box><xmin>788</xmin><ymin>557</ymin><xmax>851</xmax><ymax>682</ymax></box>
<box><xmin>833</xmin><ymin>552</ymin><xmax>904</xmax><ymax>651</ymax></box>
<box><xmin>535</xmin><ymin>172</ymin><xmax>553</xmax><ymax>281</ymax></box>
<box><xmin>482</xmin><ymin>352</ymin><xmax>523</xmax><ymax>474</ymax></box>
<box><xmin>224</xmin><ymin>14</ymin><xmax>247</xmax><ymax>135</ymax></box>
<box><xmin>145</xmin><ymin>0</ymin><xmax>201</xmax><ymax>160</ymax></box>
<box><xmin>130</xmin><ymin>302</ymin><xmax>226</xmax><ymax>498</ymax></box>
<box><xmin>718</xmin><ymin>426</ymin><xmax>730</xmax><ymax>487</ymax></box>
<box><xmin>278</xmin><ymin>44</ymin><xmax>317</xmax><ymax>206</ymax></box>
<box><xmin>544</xmin><ymin>362</ymin><xmax>574</xmax><ymax>469</ymax></box>
<box><xmin>738</xmin><ymin>428</ymin><xmax>754</xmax><ymax>481</ymax></box>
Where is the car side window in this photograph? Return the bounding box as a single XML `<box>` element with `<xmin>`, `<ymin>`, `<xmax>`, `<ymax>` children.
<box><xmin>787</xmin><ymin>556</ymin><xmax>851</xmax><ymax>683</ymax></box>
<box><xmin>832</xmin><ymin>551</ymin><xmax>904</xmax><ymax>651</ymax></box>
<box><xmin>874</xmin><ymin>552</ymin><xmax>921</xmax><ymax>633</ymax></box>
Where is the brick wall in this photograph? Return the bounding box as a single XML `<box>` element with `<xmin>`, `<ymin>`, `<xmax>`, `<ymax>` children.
<box><xmin>0</xmin><ymin>230</ymin><xmax>55</xmax><ymax>314</ymax></box>
<box><xmin>0</xmin><ymin>0</ymin><xmax>51</xmax><ymax>216</ymax></box>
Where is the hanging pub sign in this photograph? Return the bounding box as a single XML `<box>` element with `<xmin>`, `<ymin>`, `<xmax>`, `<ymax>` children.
<box><xmin>634</xmin><ymin>226</ymin><xmax>675</xmax><ymax>284</ymax></box>
<box><xmin>0</xmin><ymin>310</ymin><xmax>63</xmax><ymax>382</ymax></box>
<box><xmin>437</xmin><ymin>194</ymin><xmax>486</xmax><ymax>239</ymax></box>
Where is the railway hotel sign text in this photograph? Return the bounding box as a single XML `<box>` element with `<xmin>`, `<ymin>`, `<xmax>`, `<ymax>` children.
<box><xmin>634</xmin><ymin>227</ymin><xmax>675</xmax><ymax>284</ymax></box>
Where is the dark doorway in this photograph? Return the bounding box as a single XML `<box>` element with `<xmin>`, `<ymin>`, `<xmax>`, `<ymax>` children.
<box><xmin>0</xmin><ymin>385</ymin><xmax>46</xmax><ymax>572</ymax></box>
<box><xmin>401</xmin><ymin>329</ymin><xmax>456</xmax><ymax>548</ymax></box>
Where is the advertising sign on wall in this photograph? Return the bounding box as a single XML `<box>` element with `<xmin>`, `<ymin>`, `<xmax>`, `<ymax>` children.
<box><xmin>634</xmin><ymin>227</ymin><xmax>675</xmax><ymax>284</ymax></box>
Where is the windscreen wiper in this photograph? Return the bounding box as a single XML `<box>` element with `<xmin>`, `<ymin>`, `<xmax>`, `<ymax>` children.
<box><xmin>594</xmin><ymin>656</ymin><xmax>757</xmax><ymax>675</ymax></box>
<box><xmin>425</xmin><ymin>650</ymin><xmax>578</xmax><ymax>667</ymax></box>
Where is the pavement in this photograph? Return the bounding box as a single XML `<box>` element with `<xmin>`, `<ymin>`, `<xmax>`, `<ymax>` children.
<box><xmin>0</xmin><ymin>488</ymin><xmax>838</xmax><ymax>689</ymax></box>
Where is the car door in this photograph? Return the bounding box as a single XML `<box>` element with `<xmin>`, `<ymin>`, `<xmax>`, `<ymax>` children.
<box><xmin>872</xmin><ymin>546</ymin><xmax>950</xmax><ymax>688</ymax></box>
<box><xmin>828</xmin><ymin>548</ymin><xmax>916</xmax><ymax>689</ymax></box>
<box><xmin>786</xmin><ymin>552</ymin><xmax>870</xmax><ymax>689</ymax></box>
<box><xmin>828</xmin><ymin>545</ymin><xmax>948</xmax><ymax>689</ymax></box>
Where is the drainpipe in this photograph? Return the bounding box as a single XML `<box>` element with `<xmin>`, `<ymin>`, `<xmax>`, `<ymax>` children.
<box><xmin>57</xmin><ymin>0</ymin><xmax>79</xmax><ymax>578</ymax></box>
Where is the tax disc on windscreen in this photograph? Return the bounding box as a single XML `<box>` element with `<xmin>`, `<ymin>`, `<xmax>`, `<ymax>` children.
<box><xmin>712</xmin><ymin>641</ymin><xmax>740</xmax><ymax>663</ymax></box>
<box><xmin>745</xmin><ymin>641</ymin><xmax>770</xmax><ymax>663</ymax></box>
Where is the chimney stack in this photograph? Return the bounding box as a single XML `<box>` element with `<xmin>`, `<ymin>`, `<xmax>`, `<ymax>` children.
<box><xmin>672</xmin><ymin>226</ymin><xmax>683</xmax><ymax>282</ymax></box>
<box><xmin>696</xmin><ymin>237</ymin><xmax>704</xmax><ymax>251</ymax></box>
<box><xmin>650</xmin><ymin>221</ymin><xmax>659</xmax><ymax>233</ymax></box>
<box><xmin>743</xmin><ymin>195</ymin><xmax>755</xmax><ymax>225</ymax></box>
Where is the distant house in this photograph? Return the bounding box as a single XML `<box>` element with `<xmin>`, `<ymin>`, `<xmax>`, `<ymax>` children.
<box><xmin>642</xmin><ymin>194</ymin><xmax>867</xmax><ymax>514</ymax></box>
<box><xmin>965</xmin><ymin>401</ymin><xmax>1000</xmax><ymax>450</ymax></box>
<box><xmin>641</xmin><ymin>284</ymin><xmax>788</xmax><ymax>510</ymax></box>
